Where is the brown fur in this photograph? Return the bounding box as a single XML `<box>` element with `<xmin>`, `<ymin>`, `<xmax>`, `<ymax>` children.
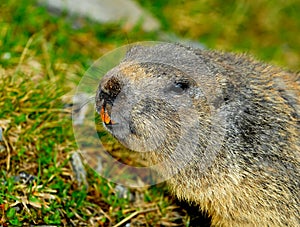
<box><xmin>96</xmin><ymin>43</ymin><xmax>300</xmax><ymax>226</ymax></box>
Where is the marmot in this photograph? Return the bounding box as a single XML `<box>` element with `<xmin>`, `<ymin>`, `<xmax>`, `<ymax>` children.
<box><xmin>95</xmin><ymin>42</ymin><xmax>299</xmax><ymax>226</ymax></box>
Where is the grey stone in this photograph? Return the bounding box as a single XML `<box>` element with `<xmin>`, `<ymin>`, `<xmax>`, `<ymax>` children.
<box><xmin>115</xmin><ymin>184</ymin><xmax>133</xmax><ymax>200</ymax></box>
<box><xmin>70</xmin><ymin>151</ymin><xmax>88</xmax><ymax>188</ymax></box>
<box><xmin>39</xmin><ymin>0</ymin><xmax>160</xmax><ymax>31</ymax></box>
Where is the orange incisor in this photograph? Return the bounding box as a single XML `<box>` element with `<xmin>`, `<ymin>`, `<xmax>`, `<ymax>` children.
<box><xmin>100</xmin><ymin>106</ymin><xmax>116</xmax><ymax>125</ymax></box>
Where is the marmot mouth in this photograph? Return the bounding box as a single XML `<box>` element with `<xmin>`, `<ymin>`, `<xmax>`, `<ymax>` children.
<box><xmin>100</xmin><ymin>104</ymin><xmax>117</xmax><ymax>126</ymax></box>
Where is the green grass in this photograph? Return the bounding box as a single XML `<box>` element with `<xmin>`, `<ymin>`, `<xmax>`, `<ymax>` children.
<box><xmin>0</xmin><ymin>0</ymin><xmax>299</xmax><ymax>226</ymax></box>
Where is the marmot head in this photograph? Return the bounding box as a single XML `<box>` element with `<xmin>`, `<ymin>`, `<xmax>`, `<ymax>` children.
<box><xmin>95</xmin><ymin>43</ymin><xmax>227</xmax><ymax>176</ymax></box>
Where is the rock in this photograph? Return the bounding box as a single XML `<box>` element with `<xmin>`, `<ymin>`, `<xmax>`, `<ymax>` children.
<box><xmin>0</xmin><ymin>127</ymin><xmax>2</xmax><ymax>142</ymax></box>
<box><xmin>70</xmin><ymin>151</ymin><xmax>88</xmax><ymax>187</ymax></box>
<box><xmin>114</xmin><ymin>184</ymin><xmax>133</xmax><ymax>201</ymax></box>
<box><xmin>38</xmin><ymin>0</ymin><xmax>160</xmax><ymax>31</ymax></box>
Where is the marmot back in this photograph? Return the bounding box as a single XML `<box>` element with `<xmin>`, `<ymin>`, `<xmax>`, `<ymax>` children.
<box><xmin>95</xmin><ymin>43</ymin><xmax>300</xmax><ymax>226</ymax></box>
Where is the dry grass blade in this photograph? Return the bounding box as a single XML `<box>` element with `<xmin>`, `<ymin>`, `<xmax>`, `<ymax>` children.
<box><xmin>113</xmin><ymin>208</ymin><xmax>158</xmax><ymax>227</ymax></box>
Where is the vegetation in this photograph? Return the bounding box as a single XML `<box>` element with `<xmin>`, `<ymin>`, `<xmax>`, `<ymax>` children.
<box><xmin>0</xmin><ymin>0</ymin><xmax>299</xmax><ymax>226</ymax></box>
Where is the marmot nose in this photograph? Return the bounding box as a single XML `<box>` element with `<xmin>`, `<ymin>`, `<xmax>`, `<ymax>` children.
<box><xmin>99</xmin><ymin>77</ymin><xmax>122</xmax><ymax>105</ymax></box>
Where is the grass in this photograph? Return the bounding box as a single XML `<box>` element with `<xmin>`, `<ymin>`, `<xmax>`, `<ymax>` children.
<box><xmin>0</xmin><ymin>0</ymin><xmax>299</xmax><ymax>226</ymax></box>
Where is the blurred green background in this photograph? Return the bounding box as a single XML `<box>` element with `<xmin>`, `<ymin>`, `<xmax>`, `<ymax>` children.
<box><xmin>0</xmin><ymin>0</ymin><xmax>299</xmax><ymax>226</ymax></box>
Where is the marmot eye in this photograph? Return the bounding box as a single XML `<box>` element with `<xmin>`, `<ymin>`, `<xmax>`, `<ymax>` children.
<box><xmin>169</xmin><ymin>80</ymin><xmax>190</xmax><ymax>94</ymax></box>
